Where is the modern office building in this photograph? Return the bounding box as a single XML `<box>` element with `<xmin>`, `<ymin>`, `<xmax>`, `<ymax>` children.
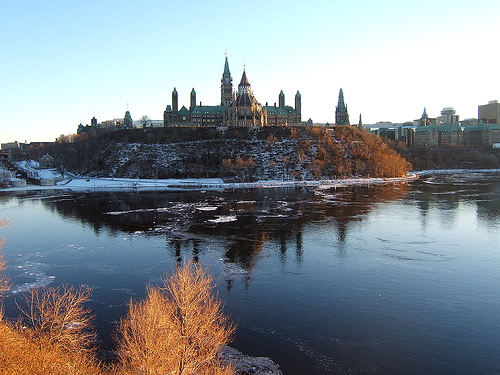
<box><xmin>437</xmin><ymin>107</ymin><xmax>459</xmax><ymax>124</ymax></box>
<box><xmin>478</xmin><ymin>100</ymin><xmax>500</xmax><ymax>124</ymax></box>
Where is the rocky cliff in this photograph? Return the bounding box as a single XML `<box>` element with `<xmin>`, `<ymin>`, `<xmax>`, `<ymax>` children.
<box><xmin>48</xmin><ymin>126</ymin><xmax>412</xmax><ymax>181</ymax></box>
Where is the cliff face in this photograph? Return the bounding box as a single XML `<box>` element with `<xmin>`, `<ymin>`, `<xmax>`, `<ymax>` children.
<box><xmin>49</xmin><ymin>126</ymin><xmax>412</xmax><ymax>181</ymax></box>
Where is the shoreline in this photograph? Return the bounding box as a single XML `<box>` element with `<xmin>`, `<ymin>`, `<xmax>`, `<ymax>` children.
<box><xmin>3</xmin><ymin>169</ymin><xmax>500</xmax><ymax>193</ymax></box>
<box><xmin>411</xmin><ymin>168</ymin><xmax>500</xmax><ymax>176</ymax></box>
<box><xmin>2</xmin><ymin>174</ymin><xmax>420</xmax><ymax>193</ymax></box>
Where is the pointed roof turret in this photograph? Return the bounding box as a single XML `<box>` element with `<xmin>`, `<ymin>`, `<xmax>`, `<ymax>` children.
<box><xmin>239</xmin><ymin>70</ymin><xmax>250</xmax><ymax>87</ymax></box>
<box><xmin>335</xmin><ymin>88</ymin><xmax>350</xmax><ymax>125</ymax></box>
<box><xmin>420</xmin><ymin>107</ymin><xmax>430</xmax><ymax>126</ymax></box>
<box><xmin>235</xmin><ymin>68</ymin><xmax>259</xmax><ymax>108</ymax></box>
<box><xmin>337</xmin><ymin>88</ymin><xmax>347</xmax><ymax>111</ymax></box>
<box><xmin>223</xmin><ymin>56</ymin><xmax>231</xmax><ymax>77</ymax></box>
<box><xmin>279</xmin><ymin>90</ymin><xmax>285</xmax><ymax>108</ymax></box>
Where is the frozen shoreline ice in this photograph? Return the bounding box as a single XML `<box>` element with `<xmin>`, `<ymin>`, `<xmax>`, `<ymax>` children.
<box><xmin>4</xmin><ymin>168</ymin><xmax>500</xmax><ymax>193</ymax></box>
<box><xmin>3</xmin><ymin>172</ymin><xmax>421</xmax><ymax>192</ymax></box>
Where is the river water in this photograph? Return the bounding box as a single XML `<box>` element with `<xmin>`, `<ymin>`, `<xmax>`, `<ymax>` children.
<box><xmin>1</xmin><ymin>172</ymin><xmax>499</xmax><ymax>374</ymax></box>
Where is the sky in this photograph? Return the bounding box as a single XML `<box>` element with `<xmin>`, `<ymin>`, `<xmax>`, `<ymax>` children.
<box><xmin>1</xmin><ymin>0</ymin><xmax>499</xmax><ymax>143</ymax></box>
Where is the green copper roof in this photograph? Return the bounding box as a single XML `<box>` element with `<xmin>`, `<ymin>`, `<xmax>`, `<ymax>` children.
<box><xmin>173</xmin><ymin>87</ymin><xmax>177</xmax><ymax>94</ymax></box>
<box><xmin>463</xmin><ymin>121</ymin><xmax>500</xmax><ymax>131</ymax></box>
<box><xmin>296</xmin><ymin>90</ymin><xmax>301</xmax><ymax>97</ymax></box>
<box><xmin>337</xmin><ymin>88</ymin><xmax>347</xmax><ymax>111</ymax></box>
<box><xmin>165</xmin><ymin>105</ymin><xmax>172</xmax><ymax>112</ymax></box>
<box><xmin>263</xmin><ymin>106</ymin><xmax>286</xmax><ymax>115</ymax></box>
<box><xmin>191</xmin><ymin>105</ymin><xmax>228</xmax><ymax>115</ymax></box>
<box><xmin>223</xmin><ymin>56</ymin><xmax>231</xmax><ymax>77</ymax></box>
<box><xmin>179</xmin><ymin>106</ymin><xmax>190</xmax><ymax>114</ymax></box>
<box><xmin>415</xmin><ymin>123</ymin><xmax>462</xmax><ymax>133</ymax></box>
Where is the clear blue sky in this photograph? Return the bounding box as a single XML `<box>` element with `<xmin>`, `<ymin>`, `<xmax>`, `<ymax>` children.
<box><xmin>1</xmin><ymin>0</ymin><xmax>499</xmax><ymax>143</ymax></box>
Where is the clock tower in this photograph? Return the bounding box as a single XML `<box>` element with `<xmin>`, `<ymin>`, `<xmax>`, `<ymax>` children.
<box><xmin>221</xmin><ymin>56</ymin><xmax>233</xmax><ymax>107</ymax></box>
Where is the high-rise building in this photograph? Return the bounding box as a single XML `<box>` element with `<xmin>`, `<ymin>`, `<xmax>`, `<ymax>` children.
<box><xmin>478</xmin><ymin>100</ymin><xmax>500</xmax><ymax>124</ymax></box>
<box><xmin>437</xmin><ymin>107</ymin><xmax>459</xmax><ymax>124</ymax></box>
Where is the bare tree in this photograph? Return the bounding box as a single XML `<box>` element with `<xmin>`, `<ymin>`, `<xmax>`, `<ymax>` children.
<box><xmin>140</xmin><ymin>115</ymin><xmax>151</xmax><ymax>128</ymax></box>
<box><xmin>17</xmin><ymin>284</ymin><xmax>96</xmax><ymax>355</ymax></box>
<box><xmin>116</xmin><ymin>261</ymin><xmax>236</xmax><ymax>375</ymax></box>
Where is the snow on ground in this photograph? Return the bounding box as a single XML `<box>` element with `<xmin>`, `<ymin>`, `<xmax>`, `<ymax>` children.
<box><xmin>8</xmin><ymin>159</ymin><xmax>500</xmax><ymax>193</ymax></box>
<box><xmin>15</xmin><ymin>160</ymin><xmax>500</xmax><ymax>192</ymax></box>
<box><xmin>3</xmin><ymin>173</ymin><xmax>420</xmax><ymax>192</ymax></box>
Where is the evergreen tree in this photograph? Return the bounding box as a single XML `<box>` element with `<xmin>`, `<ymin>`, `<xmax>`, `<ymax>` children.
<box><xmin>123</xmin><ymin>111</ymin><xmax>133</xmax><ymax>128</ymax></box>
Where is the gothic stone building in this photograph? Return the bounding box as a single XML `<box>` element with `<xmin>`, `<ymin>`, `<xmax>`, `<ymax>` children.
<box><xmin>335</xmin><ymin>88</ymin><xmax>350</xmax><ymax>125</ymax></box>
<box><xmin>164</xmin><ymin>57</ymin><xmax>302</xmax><ymax>127</ymax></box>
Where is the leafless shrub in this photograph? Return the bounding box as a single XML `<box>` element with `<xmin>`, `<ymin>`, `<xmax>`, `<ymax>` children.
<box><xmin>116</xmin><ymin>261</ymin><xmax>236</xmax><ymax>375</ymax></box>
<box><xmin>16</xmin><ymin>284</ymin><xmax>96</xmax><ymax>355</ymax></box>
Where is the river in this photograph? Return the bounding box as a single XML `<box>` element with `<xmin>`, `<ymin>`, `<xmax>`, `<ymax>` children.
<box><xmin>1</xmin><ymin>172</ymin><xmax>499</xmax><ymax>374</ymax></box>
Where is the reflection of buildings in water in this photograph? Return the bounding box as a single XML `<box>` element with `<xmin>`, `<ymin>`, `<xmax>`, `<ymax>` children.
<box><xmin>295</xmin><ymin>231</ymin><xmax>303</xmax><ymax>261</ymax></box>
<box><xmin>414</xmin><ymin>174</ymin><xmax>500</xmax><ymax>230</ymax></box>
<box><xmin>34</xmin><ymin>184</ymin><xmax>412</xmax><ymax>280</ymax></box>
<box><xmin>476</xmin><ymin>184</ymin><xmax>500</xmax><ymax>228</ymax></box>
<box><xmin>336</xmin><ymin>221</ymin><xmax>349</xmax><ymax>243</ymax></box>
<box><xmin>167</xmin><ymin>238</ymin><xmax>203</xmax><ymax>264</ymax></box>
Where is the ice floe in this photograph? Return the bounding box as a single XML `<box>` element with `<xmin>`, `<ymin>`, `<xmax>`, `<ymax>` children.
<box><xmin>208</xmin><ymin>215</ymin><xmax>237</xmax><ymax>224</ymax></box>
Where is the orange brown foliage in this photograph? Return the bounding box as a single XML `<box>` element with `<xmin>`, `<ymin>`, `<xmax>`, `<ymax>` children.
<box><xmin>116</xmin><ymin>261</ymin><xmax>236</xmax><ymax>375</ymax></box>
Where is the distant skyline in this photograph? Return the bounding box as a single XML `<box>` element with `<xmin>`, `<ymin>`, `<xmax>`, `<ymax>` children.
<box><xmin>2</xmin><ymin>0</ymin><xmax>499</xmax><ymax>143</ymax></box>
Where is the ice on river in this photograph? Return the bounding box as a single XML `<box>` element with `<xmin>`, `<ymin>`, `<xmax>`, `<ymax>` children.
<box><xmin>208</xmin><ymin>215</ymin><xmax>238</xmax><ymax>224</ymax></box>
<box><xmin>9</xmin><ymin>261</ymin><xmax>56</xmax><ymax>294</ymax></box>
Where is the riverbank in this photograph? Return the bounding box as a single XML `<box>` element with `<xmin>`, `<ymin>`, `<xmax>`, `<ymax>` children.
<box><xmin>6</xmin><ymin>168</ymin><xmax>500</xmax><ymax>194</ymax></box>
<box><xmin>2</xmin><ymin>173</ymin><xmax>419</xmax><ymax>193</ymax></box>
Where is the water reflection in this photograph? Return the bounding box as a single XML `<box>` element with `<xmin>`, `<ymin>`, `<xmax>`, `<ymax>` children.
<box><xmin>5</xmin><ymin>173</ymin><xmax>500</xmax><ymax>272</ymax></box>
<box><xmin>6</xmin><ymin>173</ymin><xmax>500</xmax><ymax>256</ymax></box>
<box><xmin>410</xmin><ymin>172</ymin><xmax>500</xmax><ymax>230</ymax></box>
<box><xmin>3</xmin><ymin>173</ymin><xmax>500</xmax><ymax>375</ymax></box>
<box><xmin>14</xmin><ymin>184</ymin><xmax>407</xmax><ymax>266</ymax></box>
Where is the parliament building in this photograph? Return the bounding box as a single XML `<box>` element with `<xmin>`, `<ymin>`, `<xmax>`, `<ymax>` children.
<box><xmin>164</xmin><ymin>57</ymin><xmax>302</xmax><ymax>127</ymax></box>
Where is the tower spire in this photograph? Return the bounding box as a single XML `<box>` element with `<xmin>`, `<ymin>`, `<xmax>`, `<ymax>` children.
<box><xmin>335</xmin><ymin>88</ymin><xmax>350</xmax><ymax>125</ymax></box>
<box><xmin>337</xmin><ymin>88</ymin><xmax>346</xmax><ymax>111</ymax></box>
<box><xmin>223</xmin><ymin>55</ymin><xmax>231</xmax><ymax>77</ymax></box>
<box><xmin>221</xmin><ymin>55</ymin><xmax>233</xmax><ymax>107</ymax></box>
<box><xmin>279</xmin><ymin>90</ymin><xmax>285</xmax><ymax>108</ymax></box>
